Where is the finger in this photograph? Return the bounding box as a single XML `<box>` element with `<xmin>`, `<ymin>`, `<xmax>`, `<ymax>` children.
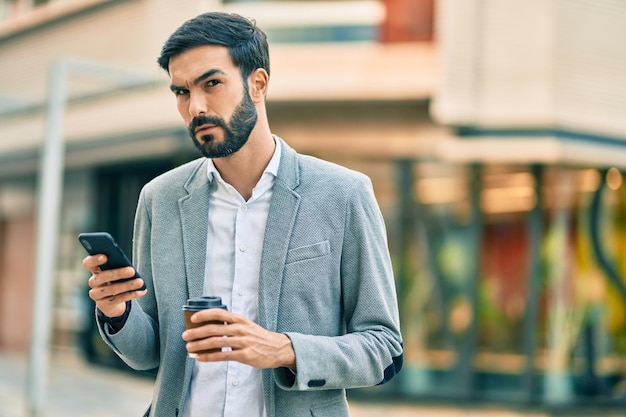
<box><xmin>91</xmin><ymin>267</ymin><xmax>136</xmax><ymax>286</ymax></box>
<box><xmin>182</xmin><ymin>323</ymin><xmax>229</xmax><ymax>341</ymax></box>
<box><xmin>194</xmin><ymin>351</ymin><xmax>231</xmax><ymax>362</ymax></box>
<box><xmin>191</xmin><ymin>308</ymin><xmax>245</xmax><ymax>324</ymax></box>
<box><xmin>193</xmin><ymin>344</ymin><xmax>261</xmax><ymax>366</ymax></box>
<box><xmin>186</xmin><ymin>335</ymin><xmax>231</xmax><ymax>354</ymax></box>
<box><xmin>103</xmin><ymin>289</ymin><xmax>146</xmax><ymax>304</ymax></box>
<box><xmin>89</xmin><ymin>278</ymin><xmax>145</xmax><ymax>301</ymax></box>
<box><xmin>88</xmin><ymin>270</ymin><xmax>122</xmax><ymax>289</ymax></box>
<box><xmin>82</xmin><ymin>254</ymin><xmax>107</xmax><ymax>271</ymax></box>
<box><xmin>95</xmin><ymin>289</ymin><xmax>147</xmax><ymax>318</ymax></box>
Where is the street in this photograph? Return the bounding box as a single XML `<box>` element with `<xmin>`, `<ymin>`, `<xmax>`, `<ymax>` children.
<box><xmin>0</xmin><ymin>349</ymin><xmax>617</xmax><ymax>417</ymax></box>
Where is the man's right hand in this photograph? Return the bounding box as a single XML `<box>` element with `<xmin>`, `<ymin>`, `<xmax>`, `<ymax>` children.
<box><xmin>83</xmin><ymin>254</ymin><xmax>147</xmax><ymax>319</ymax></box>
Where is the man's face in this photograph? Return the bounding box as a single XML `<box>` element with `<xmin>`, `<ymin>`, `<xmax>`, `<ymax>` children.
<box><xmin>168</xmin><ymin>45</ymin><xmax>257</xmax><ymax>158</ymax></box>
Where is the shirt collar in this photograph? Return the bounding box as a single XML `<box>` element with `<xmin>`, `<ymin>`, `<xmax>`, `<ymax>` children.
<box><xmin>206</xmin><ymin>136</ymin><xmax>282</xmax><ymax>182</ymax></box>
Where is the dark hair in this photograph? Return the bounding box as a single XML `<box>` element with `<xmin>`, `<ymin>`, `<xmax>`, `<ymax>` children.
<box><xmin>157</xmin><ymin>12</ymin><xmax>270</xmax><ymax>79</ymax></box>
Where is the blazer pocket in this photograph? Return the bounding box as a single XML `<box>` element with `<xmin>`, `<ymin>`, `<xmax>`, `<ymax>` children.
<box><xmin>285</xmin><ymin>240</ymin><xmax>331</xmax><ymax>265</ymax></box>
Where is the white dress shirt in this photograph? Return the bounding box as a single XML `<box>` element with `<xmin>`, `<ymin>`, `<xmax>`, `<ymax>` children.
<box><xmin>182</xmin><ymin>138</ymin><xmax>281</xmax><ymax>417</ymax></box>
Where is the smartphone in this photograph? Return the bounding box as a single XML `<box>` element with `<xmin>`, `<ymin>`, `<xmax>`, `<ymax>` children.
<box><xmin>78</xmin><ymin>232</ymin><xmax>146</xmax><ymax>291</ymax></box>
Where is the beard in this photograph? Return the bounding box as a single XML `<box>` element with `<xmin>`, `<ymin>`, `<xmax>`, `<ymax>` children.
<box><xmin>187</xmin><ymin>90</ymin><xmax>258</xmax><ymax>159</ymax></box>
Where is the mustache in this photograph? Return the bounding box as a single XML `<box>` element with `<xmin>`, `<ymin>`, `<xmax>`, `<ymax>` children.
<box><xmin>188</xmin><ymin>115</ymin><xmax>226</xmax><ymax>134</ymax></box>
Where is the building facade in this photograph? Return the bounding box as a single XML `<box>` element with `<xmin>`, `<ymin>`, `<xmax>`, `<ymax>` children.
<box><xmin>2</xmin><ymin>0</ymin><xmax>626</xmax><ymax>410</ymax></box>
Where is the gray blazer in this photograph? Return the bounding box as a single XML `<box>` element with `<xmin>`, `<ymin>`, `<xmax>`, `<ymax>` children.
<box><xmin>99</xmin><ymin>139</ymin><xmax>403</xmax><ymax>417</ymax></box>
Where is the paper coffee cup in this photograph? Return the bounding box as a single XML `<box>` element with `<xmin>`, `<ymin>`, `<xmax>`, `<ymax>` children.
<box><xmin>183</xmin><ymin>296</ymin><xmax>227</xmax><ymax>357</ymax></box>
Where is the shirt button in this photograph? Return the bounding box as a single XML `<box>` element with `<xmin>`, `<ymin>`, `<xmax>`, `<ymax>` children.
<box><xmin>239</xmin><ymin>245</ymin><xmax>246</xmax><ymax>252</ymax></box>
<box><xmin>241</xmin><ymin>204</ymin><xmax>248</xmax><ymax>211</ymax></box>
<box><xmin>232</xmin><ymin>380</ymin><xmax>239</xmax><ymax>386</ymax></box>
<box><xmin>238</xmin><ymin>290</ymin><xmax>244</xmax><ymax>296</ymax></box>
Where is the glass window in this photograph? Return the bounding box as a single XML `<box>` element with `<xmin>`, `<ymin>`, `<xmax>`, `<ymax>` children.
<box><xmin>221</xmin><ymin>0</ymin><xmax>384</xmax><ymax>43</ymax></box>
<box><xmin>393</xmin><ymin>161</ymin><xmax>626</xmax><ymax>406</ymax></box>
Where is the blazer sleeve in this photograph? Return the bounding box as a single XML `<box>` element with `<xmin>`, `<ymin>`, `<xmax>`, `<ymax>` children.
<box><xmin>96</xmin><ymin>187</ymin><xmax>161</xmax><ymax>371</ymax></box>
<box><xmin>276</xmin><ymin>175</ymin><xmax>403</xmax><ymax>391</ymax></box>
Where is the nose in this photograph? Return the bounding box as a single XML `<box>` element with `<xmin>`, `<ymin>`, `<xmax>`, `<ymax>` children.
<box><xmin>188</xmin><ymin>93</ymin><xmax>207</xmax><ymax>118</ymax></box>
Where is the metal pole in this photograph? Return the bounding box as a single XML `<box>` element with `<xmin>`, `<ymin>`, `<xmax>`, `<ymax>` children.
<box><xmin>457</xmin><ymin>163</ymin><xmax>483</xmax><ymax>399</ymax></box>
<box><xmin>26</xmin><ymin>59</ymin><xmax>68</xmax><ymax>417</ymax></box>
<box><xmin>522</xmin><ymin>164</ymin><xmax>543</xmax><ymax>404</ymax></box>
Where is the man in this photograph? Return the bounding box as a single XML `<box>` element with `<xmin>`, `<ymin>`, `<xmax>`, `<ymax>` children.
<box><xmin>83</xmin><ymin>12</ymin><xmax>403</xmax><ymax>417</ymax></box>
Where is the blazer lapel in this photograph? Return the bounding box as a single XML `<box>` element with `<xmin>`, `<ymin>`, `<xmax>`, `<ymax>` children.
<box><xmin>258</xmin><ymin>139</ymin><xmax>300</xmax><ymax>332</ymax></box>
<box><xmin>259</xmin><ymin>140</ymin><xmax>300</xmax><ymax>417</ymax></box>
<box><xmin>178</xmin><ymin>159</ymin><xmax>210</xmax><ymax>299</ymax></box>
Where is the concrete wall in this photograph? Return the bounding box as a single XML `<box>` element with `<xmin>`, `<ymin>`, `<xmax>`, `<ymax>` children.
<box><xmin>432</xmin><ymin>0</ymin><xmax>626</xmax><ymax>138</ymax></box>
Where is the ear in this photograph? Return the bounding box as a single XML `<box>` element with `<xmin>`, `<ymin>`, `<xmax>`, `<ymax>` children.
<box><xmin>248</xmin><ymin>68</ymin><xmax>269</xmax><ymax>102</ymax></box>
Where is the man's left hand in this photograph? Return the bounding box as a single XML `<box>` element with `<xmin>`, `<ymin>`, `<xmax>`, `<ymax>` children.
<box><xmin>182</xmin><ymin>309</ymin><xmax>296</xmax><ymax>370</ymax></box>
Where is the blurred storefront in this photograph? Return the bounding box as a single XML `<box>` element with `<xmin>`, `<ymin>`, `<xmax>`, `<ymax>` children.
<box><xmin>385</xmin><ymin>0</ymin><xmax>626</xmax><ymax>410</ymax></box>
<box><xmin>1</xmin><ymin>0</ymin><xmax>626</xmax><ymax>412</ymax></box>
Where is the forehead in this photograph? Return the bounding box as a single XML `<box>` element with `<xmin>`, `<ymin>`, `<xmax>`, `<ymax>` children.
<box><xmin>168</xmin><ymin>45</ymin><xmax>238</xmax><ymax>81</ymax></box>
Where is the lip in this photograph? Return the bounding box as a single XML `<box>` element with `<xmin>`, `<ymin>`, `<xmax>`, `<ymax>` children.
<box><xmin>194</xmin><ymin>124</ymin><xmax>217</xmax><ymax>135</ymax></box>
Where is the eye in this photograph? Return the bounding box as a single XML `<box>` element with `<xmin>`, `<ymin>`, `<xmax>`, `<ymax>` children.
<box><xmin>206</xmin><ymin>79</ymin><xmax>220</xmax><ymax>87</ymax></box>
<box><xmin>172</xmin><ymin>88</ymin><xmax>189</xmax><ymax>97</ymax></box>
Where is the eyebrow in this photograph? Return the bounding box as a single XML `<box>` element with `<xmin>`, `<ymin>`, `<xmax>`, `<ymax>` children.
<box><xmin>169</xmin><ymin>68</ymin><xmax>227</xmax><ymax>92</ymax></box>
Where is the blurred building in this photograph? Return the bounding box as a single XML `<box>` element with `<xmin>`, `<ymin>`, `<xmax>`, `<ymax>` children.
<box><xmin>412</xmin><ymin>0</ymin><xmax>626</xmax><ymax>409</ymax></box>
<box><xmin>1</xmin><ymin>0</ymin><xmax>626</xmax><ymax>411</ymax></box>
<box><xmin>0</xmin><ymin>0</ymin><xmax>439</xmax><ymax>373</ymax></box>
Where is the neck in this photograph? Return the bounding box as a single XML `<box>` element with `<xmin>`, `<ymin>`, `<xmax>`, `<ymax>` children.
<box><xmin>212</xmin><ymin>126</ymin><xmax>275</xmax><ymax>200</ymax></box>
